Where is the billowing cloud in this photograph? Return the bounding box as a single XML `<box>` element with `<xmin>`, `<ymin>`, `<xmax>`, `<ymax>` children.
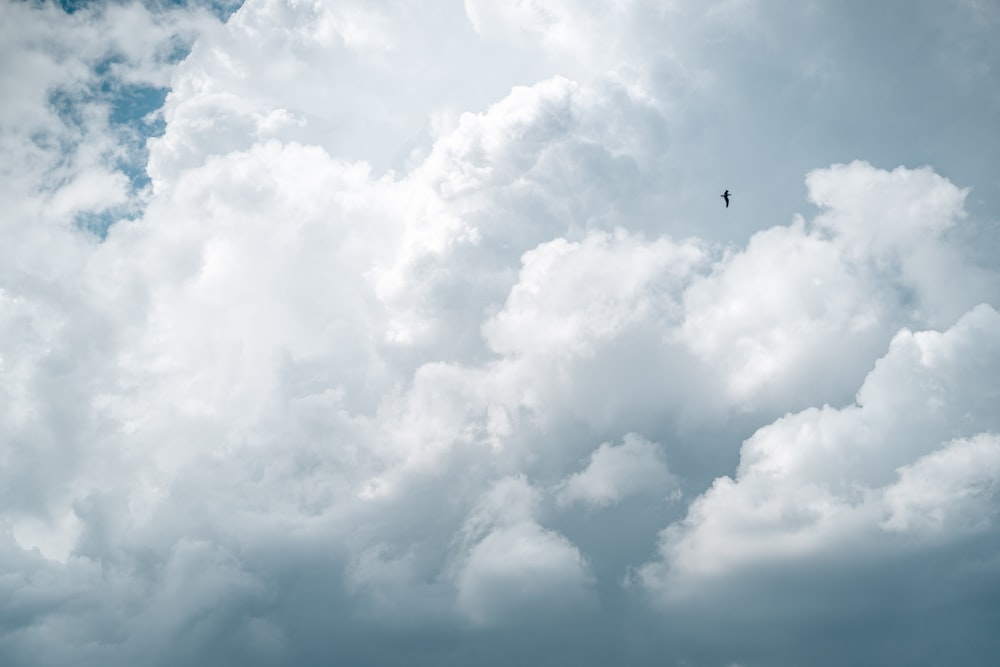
<box><xmin>635</xmin><ymin>304</ymin><xmax>1000</xmax><ymax>663</ymax></box>
<box><xmin>2</xmin><ymin>1</ymin><xmax>1000</xmax><ymax>666</ymax></box>
<box><xmin>680</xmin><ymin>161</ymin><xmax>996</xmax><ymax>413</ymax></box>
<box><xmin>555</xmin><ymin>433</ymin><xmax>678</xmax><ymax>508</ymax></box>
<box><xmin>883</xmin><ymin>433</ymin><xmax>1000</xmax><ymax>537</ymax></box>
<box><xmin>648</xmin><ymin>300</ymin><xmax>1000</xmax><ymax>581</ymax></box>
<box><xmin>453</xmin><ymin>476</ymin><xmax>596</xmax><ymax>625</ymax></box>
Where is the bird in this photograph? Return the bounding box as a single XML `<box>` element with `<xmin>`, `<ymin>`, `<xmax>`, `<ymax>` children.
<box><xmin>720</xmin><ymin>190</ymin><xmax>731</xmax><ymax>208</ymax></box>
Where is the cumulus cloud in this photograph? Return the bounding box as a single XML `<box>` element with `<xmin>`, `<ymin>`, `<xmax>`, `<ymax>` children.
<box><xmin>555</xmin><ymin>434</ymin><xmax>678</xmax><ymax>508</ymax></box>
<box><xmin>641</xmin><ymin>303</ymin><xmax>1000</xmax><ymax>592</ymax></box>
<box><xmin>883</xmin><ymin>433</ymin><xmax>1000</xmax><ymax>537</ymax></box>
<box><xmin>452</xmin><ymin>476</ymin><xmax>596</xmax><ymax>625</ymax></box>
<box><xmin>2</xmin><ymin>1</ymin><xmax>1000</xmax><ymax>666</ymax></box>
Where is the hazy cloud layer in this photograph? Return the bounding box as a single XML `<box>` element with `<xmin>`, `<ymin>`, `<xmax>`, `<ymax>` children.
<box><xmin>2</xmin><ymin>1</ymin><xmax>999</xmax><ymax>665</ymax></box>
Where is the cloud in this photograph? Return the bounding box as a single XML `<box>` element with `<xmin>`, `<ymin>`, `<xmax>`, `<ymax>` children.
<box><xmin>641</xmin><ymin>303</ymin><xmax>1000</xmax><ymax>592</ymax></box>
<box><xmin>679</xmin><ymin>160</ymin><xmax>996</xmax><ymax>412</ymax></box>
<box><xmin>883</xmin><ymin>433</ymin><xmax>1000</xmax><ymax>536</ymax></box>
<box><xmin>555</xmin><ymin>433</ymin><xmax>679</xmax><ymax>508</ymax></box>
<box><xmin>484</xmin><ymin>230</ymin><xmax>705</xmax><ymax>360</ymax></box>
<box><xmin>2</xmin><ymin>1</ymin><xmax>1000</xmax><ymax>666</ymax></box>
<box><xmin>373</xmin><ymin>74</ymin><xmax>670</xmax><ymax>361</ymax></box>
<box><xmin>453</xmin><ymin>476</ymin><xmax>596</xmax><ymax>626</ymax></box>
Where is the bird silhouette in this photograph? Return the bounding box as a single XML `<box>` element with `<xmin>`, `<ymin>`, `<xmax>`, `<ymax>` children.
<box><xmin>721</xmin><ymin>190</ymin><xmax>731</xmax><ymax>208</ymax></box>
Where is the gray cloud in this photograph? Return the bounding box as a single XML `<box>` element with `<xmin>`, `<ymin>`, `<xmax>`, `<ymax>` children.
<box><xmin>2</xmin><ymin>1</ymin><xmax>999</xmax><ymax>666</ymax></box>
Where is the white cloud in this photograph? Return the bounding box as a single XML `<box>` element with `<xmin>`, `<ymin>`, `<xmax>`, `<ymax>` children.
<box><xmin>484</xmin><ymin>230</ymin><xmax>705</xmax><ymax>360</ymax></box>
<box><xmin>453</xmin><ymin>476</ymin><xmax>596</xmax><ymax>625</ymax></box>
<box><xmin>679</xmin><ymin>160</ymin><xmax>995</xmax><ymax>412</ymax></box>
<box><xmin>2</xmin><ymin>0</ymin><xmax>1000</xmax><ymax>665</ymax></box>
<box><xmin>883</xmin><ymin>433</ymin><xmax>1000</xmax><ymax>537</ymax></box>
<box><xmin>641</xmin><ymin>304</ymin><xmax>1000</xmax><ymax>595</ymax></box>
<box><xmin>455</xmin><ymin>521</ymin><xmax>596</xmax><ymax>625</ymax></box>
<box><xmin>555</xmin><ymin>434</ymin><xmax>678</xmax><ymax>508</ymax></box>
<box><xmin>372</xmin><ymin>74</ymin><xmax>671</xmax><ymax>359</ymax></box>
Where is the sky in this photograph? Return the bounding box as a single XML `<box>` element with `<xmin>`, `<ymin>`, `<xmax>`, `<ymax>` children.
<box><xmin>1</xmin><ymin>0</ymin><xmax>999</xmax><ymax>665</ymax></box>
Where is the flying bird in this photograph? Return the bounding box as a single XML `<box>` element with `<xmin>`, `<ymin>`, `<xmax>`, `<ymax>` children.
<box><xmin>721</xmin><ymin>190</ymin><xmax>731</xmax><ymax>208</ymax></box>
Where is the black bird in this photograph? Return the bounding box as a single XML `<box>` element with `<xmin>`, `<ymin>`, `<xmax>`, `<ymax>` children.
<box><xmin>721</xmin><ymin>190</ymin><xmax>731</xmax><ymax>208</ymax></box>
